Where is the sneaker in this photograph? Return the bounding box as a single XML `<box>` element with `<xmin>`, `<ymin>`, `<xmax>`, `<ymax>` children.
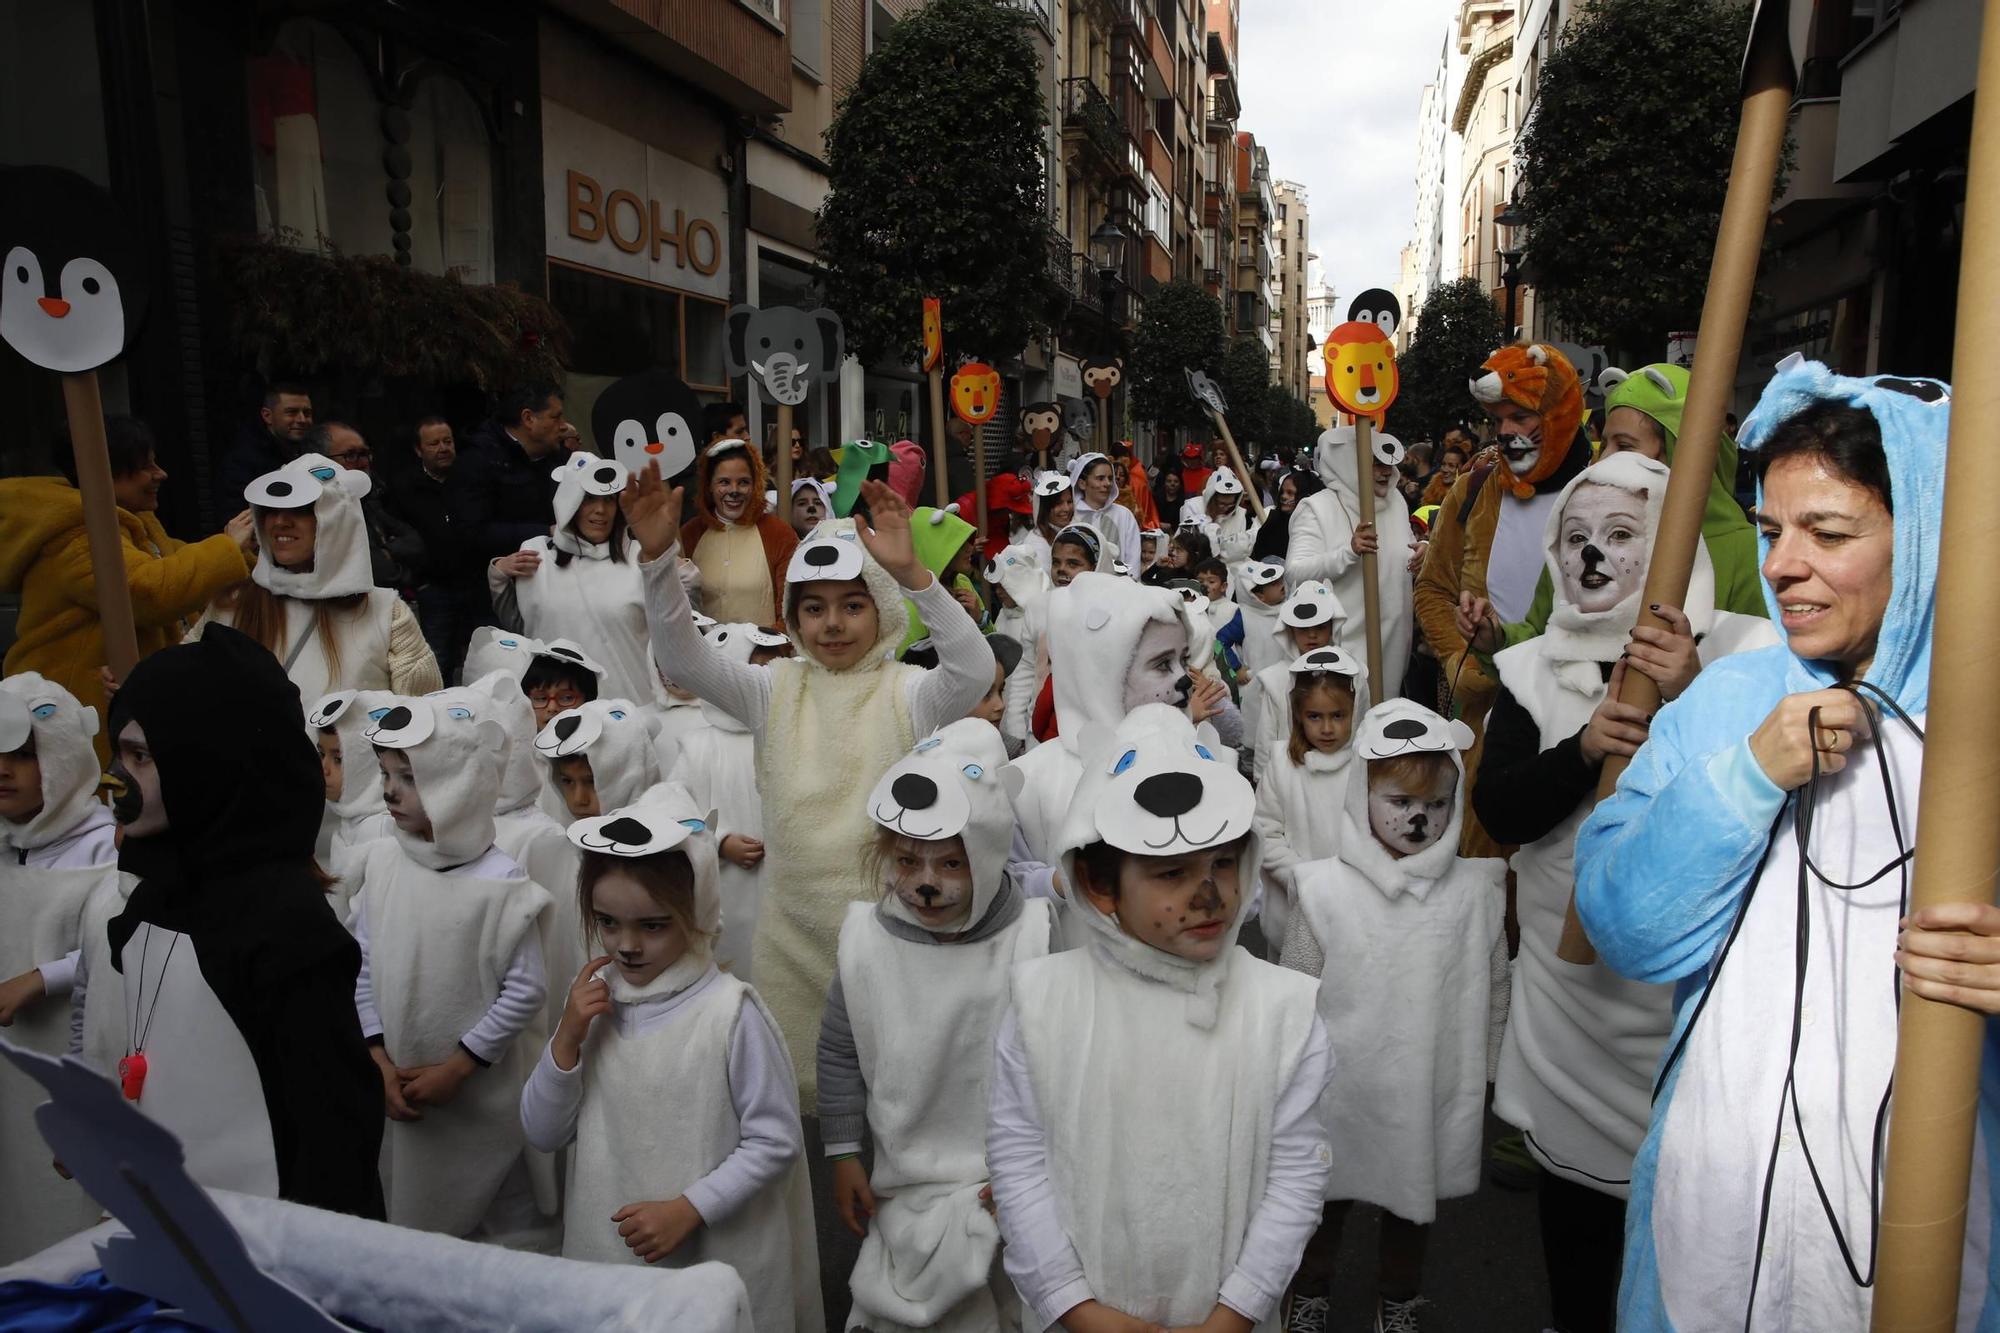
<box><xmin>1487</xmin><ymin>1129</ymin><xmax>1541</xmax><ymax>1190</ymax></box>
<box><xmin>1285</xmin><ymin>1292</ymin><xmax>1329</xmax><ymax>1333</ymax></box>
<box><xmin>1375</xmin><ymin>1294</ymin><xmax>1430</xmax><ymax>1333</ymax></box>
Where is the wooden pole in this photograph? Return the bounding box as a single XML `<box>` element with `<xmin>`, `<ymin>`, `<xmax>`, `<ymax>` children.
<box><xmin>929</xmin><ymin>367</ymin><xmax>948</xmax><ymax>508</ymax></box>
<box><xmin>62</xmin><ymin>372</ymin><xmax>139</xmax><ymax>681</ymax></box>
<box><xmin>1871</xmin><ymin>2</ymin><xmax>2000</xmax><ymax>1325</ymax></box>
<box><xmin>1554</xmin><ymin>15</ymin><xmax>1794</xmax><ymax>965</ymax></box>
<box><xmin>774</xmin><ymin>401</ymin><xmax>794</xmax><ymax>528</ymax></box>
<box><xmin>1353</xmin><ymin>416</ymin><xmax>1385</xmax><ymax>702</ymax></box>
<box><xmin>1206</xmin><ymin>408</ymin><xmax>1268</xmax><ymax>521</ymax></box>
<box><xmin>973</xmin><ymin>430</ymin><xmax>989</xmax><ymax>538</ymax></box>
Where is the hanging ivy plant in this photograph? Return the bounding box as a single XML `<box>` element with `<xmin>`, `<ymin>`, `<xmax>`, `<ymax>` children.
<box><xmin>215</xmin><ymin>238</ymin><xmax>570</xmax><ymax>389</ymax></box>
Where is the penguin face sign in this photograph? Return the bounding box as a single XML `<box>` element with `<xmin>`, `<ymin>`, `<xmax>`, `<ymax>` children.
<box><xmin>951</xmin><ymin>362</ymin><xmax>1002</xmax><ymax>425</ymax></box>
<box><xmin>590</xmin><ymin>370</ymin><xmax>701</xmax><ymax>480</ymax></box>
<box><xmin>1347</xmin><ymin>288</ymin><xmax>1402</xmax><ymax>340</ymax></box>
<box><xmin>0</xmin><ymin>167</ymin><xmax>147</xmax><ymax>374</ymax></box>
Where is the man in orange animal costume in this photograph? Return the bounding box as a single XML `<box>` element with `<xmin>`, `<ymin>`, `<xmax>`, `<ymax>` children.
<box><xmin>1413</xmin><ymin>342</ymin><xmax>1593</xmax><ymax>859</ymax></box>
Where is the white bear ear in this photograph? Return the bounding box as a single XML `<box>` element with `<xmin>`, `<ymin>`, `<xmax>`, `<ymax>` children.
<box><xmin>80</xmin><ymin>705</ymin><xmax>100</xmax><ymax>739</ymax></box>
<box><xmin>1641</xmin><ymin>367</ymin><xmax>1676</xmax><ymax>399</ymax></box>
<box><xmin>1074</xmin><ymin>722</ymin><xmax>1119</xmax><ymax>773</ymax></box>
<box><xmin>1448</xmin><ymin>718</ymin><xmax>1476</xmax><ymax>751</ymax></box>
<box><xmin>337</xmin><ymin>467</ymin><xmax>373</xmax><ymax>502</ymax></box>
<box><xmin>1527</xmin><ymin>344</ymin><xmax>1549</xmax><ymax>366</ymax></box>
<box><xmin>705</xmin><ymin>807</ymin><xmax>720</xmax><ymax>833</ymax></box>
<box><xmin>1596</xmin><ymin>367</ymin><xmax>1629</xmax><ymax>395</ymax></box>
<box><xmin>1000</xmin><ymin>765</ymin><xmax>1027</xmax><ymax>803</ymax></box>
<box><xmin>473</xmin><ymin>716</ymin><xmax>507</xmax><ymax>756</ymax></box>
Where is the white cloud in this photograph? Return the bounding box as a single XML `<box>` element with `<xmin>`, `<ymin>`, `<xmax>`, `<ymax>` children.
<box><xmin>1236</xmin><ymin>0</ymin><xmax>1456</xmax><ymax>314</ymax></box>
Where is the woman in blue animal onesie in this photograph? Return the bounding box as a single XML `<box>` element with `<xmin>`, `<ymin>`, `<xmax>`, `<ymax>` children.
<box><xmin>1575</xmin><ymin>358</ymin><xmax>2000</xmax><ymax>1331</ymax></box>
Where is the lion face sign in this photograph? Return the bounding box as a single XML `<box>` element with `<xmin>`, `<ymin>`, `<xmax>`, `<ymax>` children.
<box><xmin>951</xmin><ymin>362</ymin><xmax>1002</xmax><ymax>424</ymax></box>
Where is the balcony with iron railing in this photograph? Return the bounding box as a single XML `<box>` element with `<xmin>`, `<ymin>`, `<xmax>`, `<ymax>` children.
<box><xmin>1061</xmin><ymin>78</ymin><xmax>1127</xmax><ymax>172</ymax></box>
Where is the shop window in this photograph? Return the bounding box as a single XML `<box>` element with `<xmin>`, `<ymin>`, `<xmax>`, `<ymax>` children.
<box><xmin>548</xmin><ymin>260</ymin><xmax>732</xmax><ymax>452</ymax></box>
<box><xmin>247</xmin><ymin>19</ymin><xmax>495</xmax><ymax>281</ymax></box>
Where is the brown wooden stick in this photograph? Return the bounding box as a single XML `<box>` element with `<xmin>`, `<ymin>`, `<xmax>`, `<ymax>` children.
<box><xmin>1353</xmin><ymin>416</ymin><xmax>1384</xmax><ymax>701</ymax></box>
<box><xmin>973</xmin><ymin>428</ymin><xmax>989</xmax><ymax>539</ymax></box>
<box><xmin>929</xmin><ymin>368</ymin><xmax>948</xmax><ymax>509</ymax></box>
<box><xmin>1206</xmin><ymin>409</ymin><xmax>1269</xmax><ymax>522</ymax></box>
<box><xmin>62</xmin><ymin>372</ymin><xmax>140</xmax><ymax>681</ymax></box>
<box><xmin>1871</xmin><ymin>3</ymin><xmax>2000</xmax><ymax>1325</ymax></box>
<box><xmin>774</xmin><ymin>402</ymin><xmax>794</xmax><ymax>529</ymax></box>
<box><xmin>1554</xmin><ymin>20</ymin><xmax>1794</xmax><ymax>966</ymax></box>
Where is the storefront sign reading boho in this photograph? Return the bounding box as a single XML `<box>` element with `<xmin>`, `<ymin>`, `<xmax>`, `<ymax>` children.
<box><xmin>542</xmin><ymin>99</ymin><xmax>730</xmax><ymax>300</ymax></box>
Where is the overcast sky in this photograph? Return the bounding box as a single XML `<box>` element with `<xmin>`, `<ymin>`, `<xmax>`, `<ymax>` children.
<box><xmin>1235</xmin><ymin>0</ymin><xmax>1457</xmax><ymax>313</ymax></box>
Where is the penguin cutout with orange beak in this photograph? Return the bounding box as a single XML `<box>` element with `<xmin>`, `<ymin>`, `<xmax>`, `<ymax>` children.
<box><xmin>589</xmin><ymin>369</ymin><xmax>702</xmax><ymax>484</ymax></box>
<box><xmin>1324</xmin><ymin>320</ymin><xmax>1400</xmax><ymax>423</ymax></box>
<box><xmin>951</xmin><ymin>362</ymin><xmax>1002</xmax><ymax>425</ymax></box>
<box><xmin>0</xmin><ymin>165</ymin><xmax>149</xmax><ymax>374</ymax></box>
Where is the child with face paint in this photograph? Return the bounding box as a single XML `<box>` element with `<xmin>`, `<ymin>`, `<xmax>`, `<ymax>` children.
<box><xmin>1473</xmin><ymin>453</ymin><xmax>1774</xmax><ymax>1330</ymax></box>
<box><xmin>624</xmin><ymin>467</ymin><xmax>995</xmax><ymax>1138</ymax></box>
<box><xmin>1020</xmin><ymin>473</ymin><xmax>1074</xmax><ymax>575</ymax></box>
<box><xmin>817</xmin><ymin>719</ymin><xmax>1054</xmax><ymax>1332</ymax></box>
<box><xmin>349</xmin><ymin>695</ymin><xmax>553</xmax><ymax>1238</ymax></box>
<box><xmin>1137</xmin><ymin>527</ymin><xmax>1168</xmax><ymax>578</ymax></box>
<box><xmin>306</xmin><ymin>687</ymin><xmax>399</xmax><ymax>880</ymax></box>
<box><xmin>791</xmin><ymin>477</ymin><xmax>834</xmax><ymax>538</ymax></box>
<box><xmin>1192</xmin><ymin>467</ymin><xmax>1260</xmax><ymax>572</ymax></box>
<box><xmin>78</xmin><ymin>626</ymin><xmax>384</xmax><ymax>1220</ymax></box>
<box><xmin>489</xmin><ymin>454</ymin><xmax>655</xmax><ymax>706</ymax></box>
<box><xmin>1067</xmin><ymin>452</ymin><xmax>1142</xmax><ymax>581</ymax></box>
<box><xmin>0</xmin><ymin>674</ymin><xmax>122</xmax><ymax>1260</ymax></box>
<box><xmin>1251</xmin><ymin>647</ymin><xmax>1366</xmax><ymax>954</ymax></box>
<box><xmin>670</xmin><ymin>624</ymin><xmax>791</xmax><ymax>980</ymax></box>
<box><xmin>678</xmin><ymin>439</ymin><xmax>800</xmax><ymax>625</ymax></box>
<box><xmin>989</xmin><ymin>705</ymin><xmax>1331</xmax><ymax>1333</ymax></box>
<box><xmin>194</xmin><ymin>452</ymin><xmax>441</xmax><ymax>704</ymax></box>
<box><xmin>1230</xmin><ymin>559</ymin><xmax>1292</xmax><ymax>750</ymax></box>
<box><xmin>519</xmin><ymin>785</ymin><xmax>822</xmax><ymax>1333</ymax></box>
<box><xmin>1005</xmin><ymin>573</ymin><xmax>1196</xmax><ymax>899</ymax></box>
<box><xmin>989</xmin><ymin>547</ymin><xmax>1054</xmax><ymax>754</ymax></box>
<box><xmin>535</xmin><ymin>698</ymin><xmax>665</xmax><ymax>827</ymax></box>
<box><xmin>1279</xmin><ymin>700</ymin><xmax>1505</xmax><ymax>1333</ymax></box>
<box><xmin>1248</xmin><ymin>579</ymin><xmax>1349</xmax><ymax>782</ymax></box>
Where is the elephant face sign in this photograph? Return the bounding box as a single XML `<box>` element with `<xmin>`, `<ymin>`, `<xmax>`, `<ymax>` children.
<box><xmin>725</xmin><ymin>304</ymin><xmax>845</xmax><ymax>406</ymax></box>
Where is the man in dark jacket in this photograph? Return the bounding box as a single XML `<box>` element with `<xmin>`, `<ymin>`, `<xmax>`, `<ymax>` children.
<box><xmin>385</xmin><ymin>415</ymin><xmax>487</xmax><ymax>681</ymax></box>
<box><xmin>310</xmin><ymin>421</ymin><xmax>427</xmax><ymax>591</ymax></box>
<box><xmin>212</xmin><ymin>383</ymin><xmax>314</xmax><ymax>517</ymax></box>
<box><xmin>460</xmin><ymin>381</ymin><xmax>567</xmax><ymax>561</ymax></box>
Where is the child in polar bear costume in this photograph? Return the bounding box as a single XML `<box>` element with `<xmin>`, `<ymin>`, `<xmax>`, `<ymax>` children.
<box><xmin>989</xmin><ymin>705</ymin><xmax>1331</xmax><ymax>1332</ymax></box>
<box><xmin>520</xmin><ymin>783</ymin><xmax>821</xmax><ymax>1333</ymax></box>
<box><xmin>1279</xmin><ymin>699</ymin><xmax>1505</xmax><ymax>1332</ymax></box>
<box><xmin>817</xmin><ymin>718</ymin><xmax>1053</xmax><ymax>1332</ymax></box>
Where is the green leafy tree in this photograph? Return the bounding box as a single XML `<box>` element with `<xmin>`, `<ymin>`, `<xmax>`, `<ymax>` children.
<box><xmin>1386</xmin><ymin>276</ymin><xmax>1508</xmax><ymax>443</ymax></box>
<box><xmin>1515</xmin><ymin>0</ymin><xmax>1787</xmax><ymax>355</ymax></box>
<box><xmin>1130</xmin><ymin>278</ymin><xmax>1226</xmax><ymax>434</ymax></box>
<box><xmin>1262</xmin><ymin>388</ymin><xmax>1320</xmax><ymax>461</ymax></box>
<box><xmin>1216</xmin><ymin>335</ymin><xmax>1273</xmax><ymax>444</ymax></box>
<box><xmin>816</xmin><ymin>0</ymin><xmax>1051</xmax><ymax>364</ymax></box>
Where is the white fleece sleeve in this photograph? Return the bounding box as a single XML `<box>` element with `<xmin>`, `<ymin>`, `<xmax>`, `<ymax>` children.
<box><xmin>1253</xmin><ymin>766</ymin><xmax>1299</xmax><ymax>895</ymax></box>
<box><xmin>905</xmin><ymin>576</ymin><xmax>998</xmax><ymax>735</ymax></box>
<box><xmin>683</xmin><ymin>997</ymin><xmax>803</xmax><ymax>1225</ymax></box>
<box><xmin>519</xmin><ymin>1037</ymin><xmax>584</xmax><ymax>1154</ymax></box>
<box><xmin>640</xmin><ymin>545</ymin><xmax>774</xmax><ymax>731</ymax></box>
<box><xmin>460</xmin><ymin>930</ymin><xmax>547</xmax><ymax>1065</ymax></box>
<box><xmin>1284</xmin><ymin>496</ymin><xmax>1357</xmax><ymax>591</ymax></box>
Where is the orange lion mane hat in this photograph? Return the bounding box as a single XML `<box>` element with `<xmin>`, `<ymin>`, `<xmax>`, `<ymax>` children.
<box><xmin>1470</xmin><ymin>342</ymin><xmax>1582</xmax><ymax>498</ymax></box>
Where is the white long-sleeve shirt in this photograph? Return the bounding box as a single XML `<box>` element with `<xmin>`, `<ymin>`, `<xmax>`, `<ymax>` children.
<box><xmin>518</xmin><ymin>964</ymin><xmax>800</xmax><ymax>1225</ymax></box>
<box><xmin>640</xmin><ymin>545</ymin><xmax>994</xmax><ymax>741</ymax></box>
<box><xmin>351</xmin><ymin>849</ymin><xmax>547</xmax><ymax>1065</ymax></box>
<box><xmin>987</xmin><ymin>1007</ymin><xmax>1334</xmax><ymax>1331</ymax></box>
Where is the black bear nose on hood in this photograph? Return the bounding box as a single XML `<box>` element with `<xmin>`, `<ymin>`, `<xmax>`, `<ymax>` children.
<box><xmin>891</xmin><ymin>773</ymin><xmax>939</xmax><ymax>810</ymax></box>
<box><xmin>600</xmin><ymin>816</ymin><xmax>652</xmax><ymax>845</ymax></box>
<box><xmin>804</xmin><ymin>543</ymin><xmax>841</xmax><ymax>568</ymax></box>
<box><xmin>1135</xmin><ymin>771</ymin><xmax>1202</xmax><ymax>819</ymax></box>
<box><xmin>378</xmin><ymin>705</ymin><xmax>413</xmax><ymax>732</ymax></box>
<box><xmin>1382</xmin><ymin>718</ymin><xmax>1428</xmax><ymax>742</ymax></box>
<box><xmin>554</xmin><ymin>715</ymin><xmax>583</xmax><ymax>742</ymax></box>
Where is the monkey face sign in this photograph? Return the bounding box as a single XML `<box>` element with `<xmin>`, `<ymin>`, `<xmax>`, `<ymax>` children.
<box><xmin>951</xmin><ymin>362</ymin><xmax>1002</xmax><ymax>424</ymax></box>
<box><xmin>1081</xmin><ymin>354</ymin><xmax>1122</xmax><ymax>400</ymax></box>
<box><xmin>1020</xmin><ymin>401</ymin><xmax>1063</xmax><ymax>450</ymax></box>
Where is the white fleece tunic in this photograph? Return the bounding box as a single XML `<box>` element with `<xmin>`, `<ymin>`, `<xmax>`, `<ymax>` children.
<box><xmin>519</xmin><ymin>962</ymin><xmax>821</xmax><ymax>1333</ymax></box>
<box><xmin>639</xmin><ymin>541</ymin><xmax>993</xmax><ymax>1109</ymax></box>
<box><xmin>1250</xmin><ymin>745</ymin><xmax>1355</xmax><ymax>950</ymax></box>
<box><xmin>674</xmin><ymin>715</ymin><xmax>764</xmax><ymax>981</ymax></box>
<box><xmin>1284</xmin><ymin>459</ymin><xmax>1412</xmax><ymax>701</ymax></box>
<box><xmin>351</xmin><ymin>840</ymin><xmax>550</xmax><ymax>1235</ymax></box>
<box><xmin>492</xmin><ymin>536</ymin><xmax>654</xmax><ymax>705</ymax></box>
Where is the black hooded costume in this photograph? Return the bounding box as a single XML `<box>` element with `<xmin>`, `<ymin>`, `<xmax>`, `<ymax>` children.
<box><xmin>106</xmin><ymin>624</ymin><xmax>384</xmax><ymax>1220</ymax></box>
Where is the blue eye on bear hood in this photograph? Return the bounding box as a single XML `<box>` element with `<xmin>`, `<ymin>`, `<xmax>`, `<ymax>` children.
<box><xmin>1112</xmin><ymin>749</ymin><xmax>1138</xmax><ymax>776</ymax></box>
<box><xmin>31</xmin><ymin>703</ymin><xmax>57</xmax><ymax>719</ymax></box>
<box><xmin>308</xmin><ymin>465</ymin><xmax>337</xmax><ymax>482</ymax></box>
<box><xmin>962</xmin><ymin>763</ymin><xmax>984</xmax><ymax>779</ymax></box>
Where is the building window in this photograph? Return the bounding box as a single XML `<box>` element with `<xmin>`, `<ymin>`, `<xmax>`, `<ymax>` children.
<box><xmin>405</xmin><ymin>76</ymin><xmax>495</xmax><ymax>284</ymax></box>
<box><xmin>549</xmin><ymin>259</ymin><xmax>731</xmax><ymax>398</ymax></box>
<box><xmin>1146</xmin><ymin>180</ymin><xmax>1171</xmax><ymax>244</ymax></box>
<box><xmin>793</xmin><ymin>0</ymin><xmax>825</xmax><ymax>79</ymax></box>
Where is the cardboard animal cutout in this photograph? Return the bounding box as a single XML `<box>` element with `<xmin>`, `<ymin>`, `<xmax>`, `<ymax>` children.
<box><xmin>921</xmin><ymin>297</ymin><xmax>943</xmax><ymax>372</ymax></box>
<box><xmin>0</xmin><ymin>166</ymin><xmax>149</xmax><ymax>373</ymax></box>
<box><xmin>1081</xmin><ymin>353</ymin><xmax>1123</xmax><ymax>399</ymax></box>
<box><xmin>787</xmin><ymin>529</ymin><xmax>867</xmax><ymax>584</ymax></box>
<box><xmin>725</xmin><ymin>304</ymin><xmax>845</xmax><ymax>406</ymax></box>
<box><xmin>1347</xmin><ymin>288</ymin><xmax>1402</xmax><ymax>341</ymax></box>
<box><xmin>1185</xmin><ymin>367</ymin><xmax>1229</xmax><ymax>417</ymax></box>
<box><xmin>1324</xmin><ymin>319</ymin><xmax>1400</xmax><ymax>422</ymax></box>
<box><xmin>590</xmin><ymin>369</ymin><xmax>701</xmax><ymax>480</ymax></box>
<box><xmin>951</xmin><ymin>361</ymin><xmax>1002</xmax><ymax>425</ymax></box>
<box><xmin>1080</xmin><ymin>704</ymin><xmax>1253</xmax><ymax>856</ymax></box>
<box><xmin>1021</xmin><ymin>401</ymin><xmax>1065</xmax><ymax>453</ymax></box>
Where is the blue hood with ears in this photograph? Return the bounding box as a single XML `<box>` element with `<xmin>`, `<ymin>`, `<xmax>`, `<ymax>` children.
<box><xmin>1737</xmin><ymin>356</ymin><xmax>1950</xmax><ymax>713</ymax></box>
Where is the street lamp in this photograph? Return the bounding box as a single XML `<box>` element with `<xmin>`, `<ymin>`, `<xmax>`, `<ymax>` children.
<box><xmin>1498</xmin><ymin>247</ymin><xmax>1524</xmax><ymax>341</ymax></box>
<box><xmin>1090</xmin><ymin>214</ymin><xmax>1129</xmax><ymax>284</ymax></box>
